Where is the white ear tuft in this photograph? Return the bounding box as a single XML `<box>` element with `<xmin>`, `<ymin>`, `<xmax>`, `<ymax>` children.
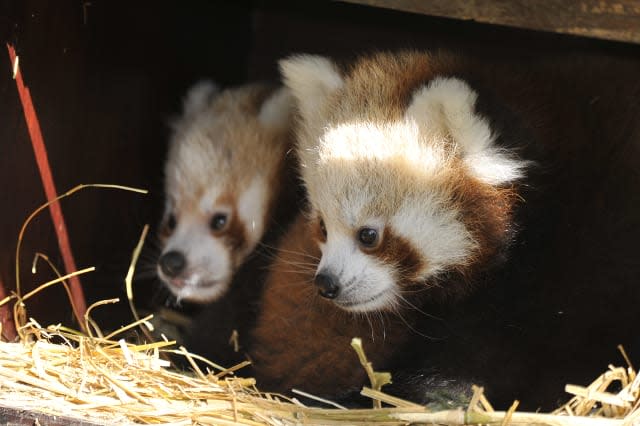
<box><xmin>183</xmin><ymin>80</ymin><xmax>219</xmax><ymax>117</ymax></box>
<box><xmin>406</xmin><ymin>77</ymin><xmax>527</xmax><ymax>185</ymax></box>
<box><xmin>257</xmin><ymin>87</ymin><xmax>294</xmax><ymax>130</ymax></box>
<box><xmin>279</xmin><ymin>54</ymin><xmax>343</xmax><ymax>121</ymax></box>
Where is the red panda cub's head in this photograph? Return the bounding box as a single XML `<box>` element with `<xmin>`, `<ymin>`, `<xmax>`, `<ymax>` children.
<box><xmin>281</xmin><ymin>52</ymin><xmax>528</xmax><ymax>312</ymax></box>
<box><xmin>158</xmin><ymin>82</ymin><xmax>294</xmax><ymax>303</ymax></box>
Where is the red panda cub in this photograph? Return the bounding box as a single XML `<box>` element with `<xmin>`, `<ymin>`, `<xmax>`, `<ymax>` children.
<box><xmin>251</xmin><ymin>52</ymin><xmax>640</xmax><ymax>409</ymax></box>
<box><xmin>158</xmin><ymin>81</ymin><xmax>296</xmax><ymax>304</ymax></box>
<box><xmin>251</xmin><ymin>52</ymin><xmax>523</xmax><ymax>404</ymax></box>
<box><xmin>156</xmin><ymin>81</ymin><xmax>301</xmax><ymax>366</ymax></box>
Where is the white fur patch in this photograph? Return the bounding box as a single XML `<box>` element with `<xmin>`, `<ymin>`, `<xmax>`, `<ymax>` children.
<box><xmin>158</xmin><ymin>213</ymin><xmax>233</xmax><ymax>303</ymax></box>
<box><xmin>391</xmin><ymin>196</ymin><xmax>476</xmax><ymax>276</ymax></box>
<box><xmin>258</xmin><ymin>87</ymin><xmax>294</xmax><ymax>130</ymax></box>
<box><xmin>237</xmin><ymin>176</ymin><xmax>268</xmax><ymax>250</ymax></box>
<box><xmin>159</xmin><ymin>177</ymin><xmax>268</xmax><ymax>303</ymax></box>
<box><xmin>319</xmin><ymin>120</ymin><xmax>448</xmax><ymax>174</ymax></box>
<box><xmin>166</xmin><ymin>124</ymin><xmax>227</xmax><ymax>208</ymax></box>
<box><xmin>406</xmin><ymin>77</ymin><xmax>527</xmax><ymax>185</ymax></box>
<box><xmin>159</xmin><ymin>178</ymin><xmax>269</xmax><ymax>302</ymax></box>
<box><xmin>279</xmin><ymin>54</ymin><xmax>343</xmax><ymax>122</ymax></box>
<box><xmin>199</xmin><ymin>186</ymin><xmax>226</xmax><ymax>215</ymax></box>
<box><xmin>171</xmin><ymin>279</ymin><xmax>230</xmax><ymax>304</ymax></box>
<box><xmin>317</xmin><ymin>233</ymin><xmax>397</xmax><ymax>312</ymax></box>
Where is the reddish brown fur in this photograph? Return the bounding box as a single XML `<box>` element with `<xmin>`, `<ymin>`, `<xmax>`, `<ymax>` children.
<box><xmin>373</xmin><ymin>228</ymin><xmax>425</xmax><ymax>284</ymax></box>
<box><xmin>337</xmin><ymin>52</ymin><xmax>462</xmax><ymax>123</ymax></box>
<box><xmin>263</xmin><ymin>143</ymin><xmax>299</xmax><ymax>235</ymax></box>
<box><xmin>213</xmin><ymin>192</ymin><xmax>248</xmax><ymax>260</ymax></box>
<box><xmin>251</xmin><ymin>214</ymin><xmax>416</xmax><ymax>396</ymax></box>
<box><xmin>451</xmin><ymin>173</ymin><xmax>520</xmax><ymax>287</ymax></box>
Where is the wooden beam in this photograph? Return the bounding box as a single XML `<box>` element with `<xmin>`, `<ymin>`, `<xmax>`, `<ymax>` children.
<box><xmin>339</xmin><ymin>0</ymin><xmax>640</xmax><ymax>44</ymax></box>
<box><xmin>0</xmin><ymin>404</ymin><xmax>107</xmax><ymax>426</ymax></box>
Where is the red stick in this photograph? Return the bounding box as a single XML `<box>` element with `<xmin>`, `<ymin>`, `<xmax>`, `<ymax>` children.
<box><xmin>0</xmin><ymin>277</ymin><xmax>17</xmax><ymax>341</ymax></box>
<box><xmin>6</xmin><ymin>43</ymin><xmax>87</xmax><ymax>328</ymax></box>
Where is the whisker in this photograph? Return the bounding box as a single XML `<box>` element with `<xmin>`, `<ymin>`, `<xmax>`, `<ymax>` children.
<box><xmin>391</xmin><ymin>302</ymin><xmax>440</xmax><ymax>341</ymax></box>
<box><xmin>376</xmin><ymin>310</ymin><xmax>387</xmax><ymax>342</ymax></box>
<box><xmin>397</xmin><ymin>294</ymin><xmax>442</xmax><ymax>321</ymax></box>
<box><xmin>271</xmin><ymin>257</ymin><xmax>319</xmax><ymax>268</ymax></box>
<box><xmin>363</xmin><ymin>312</ymin><xmax>375</xmax><ymax>343</ymax></box>
<box><xmin>257</xmin><ymin>241</ymin><xmax>320</xmax><ymax>261</ymax></box>
<box><xmin>268</xmin><ymin>268</ymin><xmax>316</xmax><ymax>276</ymax></box>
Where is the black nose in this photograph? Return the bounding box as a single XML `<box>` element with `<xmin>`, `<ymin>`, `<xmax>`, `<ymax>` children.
<box><xmin>159</xmin><ymin>251</ymin><xmax>186</xmax><ymax>278</ymax></box>
<box><xmin>314</xmin><ymin>273</ymin><xmax>340</xmax><ymax>299</ymax></box>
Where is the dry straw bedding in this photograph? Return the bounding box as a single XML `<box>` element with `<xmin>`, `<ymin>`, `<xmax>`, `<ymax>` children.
<box><xmin>0</xmin><ymin>317</ymin><xmax>638</xmax><ymax>426</ymax></box>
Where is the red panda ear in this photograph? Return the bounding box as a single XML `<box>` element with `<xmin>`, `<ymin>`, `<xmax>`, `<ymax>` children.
<box><xmin>279</xmin><ymin>54</ymin><xmax>343</xmax><ymax>123</ymax></box>
<box><xmin>182</xmin><ymin>80</ymin><xmax>219</xmax><ymax>117</ymax></box>
<box><xmin>406</xmin><ymin>77</ymin><xmax>527</xmax><ymax>186</ymax></box>
<box><xmin>257</xmin><ymin>87</ymin><xmax>294</xmax><ymax>130</ymax></box>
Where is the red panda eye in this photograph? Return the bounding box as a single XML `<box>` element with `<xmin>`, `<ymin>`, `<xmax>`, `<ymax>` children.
<box><xmin>210</xmin><ymin>213</ymin><xmax>228</xmax><ymax>231</ymax></box>
<box><xmin>167</xmin><ymin>214</ymin><xmax>177</xmax><ymax>231</ymax></box>
<box><xmin>358</xmin><ymin>227</ymin><xmax>379</xmax><ymax>248</ymax></box>
<box><xmin>319</xmin><ymin>218</ymin><xmax>327</xmax><ymax>238</ymax></box>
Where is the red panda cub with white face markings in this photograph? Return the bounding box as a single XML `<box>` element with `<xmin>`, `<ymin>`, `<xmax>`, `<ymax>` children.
<box><xmin>285</xmin><ymin>57</ymin><xmax>525</xmax><ymax>312</ymax></box>
<box><xmin>158</xmin><ymin>81</ymin><xmax>296</xmax><ymax>304</ymax></box>
<box><xmin>251</xmin><ymin>52</ymin><xmax>525</xmax><ymax>403</ymax></box>
<box><xmin>251</xmin><ymin>51</ymin><xmax>640</xmax><ymax>408</ymax></box>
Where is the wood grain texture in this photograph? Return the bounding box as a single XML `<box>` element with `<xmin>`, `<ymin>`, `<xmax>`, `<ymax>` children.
<box><xmin>340</xmin><ymin>0</ymin><xmax>640</xmax><ymax>43</ymax></box>
<box><xmin>0</xmin><ymin>404</ymin><xmax>107</xmax><ymax>426</ymax></box>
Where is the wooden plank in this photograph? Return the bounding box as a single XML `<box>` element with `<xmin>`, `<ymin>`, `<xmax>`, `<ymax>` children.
<box><xmin>0</xmin><ymin>404</ymin><xmax>108</xmax><ymax>426</ymax></box>
<box><xmin>339</xmin><ymin>0</ymin><xmax>640</xmax><ymax>44</ymax></box>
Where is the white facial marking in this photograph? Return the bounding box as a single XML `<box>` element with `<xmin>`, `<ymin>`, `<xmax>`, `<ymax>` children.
<box><xmin>160</xmin><ymin>178</ymin><xmax>269</xmax><ymax>303</ymax></box>
<box><xmin>392</xmin><ymin>196</ymin><xmax>476</xmax><ymax>277</ymax></box>
<box><xmin>174</xmin><ymin>283</ymin><xmax>228</xmax><ymax>304</ymax></box>
<box><xmin>318</xmin><ymin>232</ymin><xmax>397</xmax><ymax>312</ymax></box>
<box><xmin>167</xmin><ymin>126</ymin><xmax>225</xmax><ymax>208</ymax></box>
<box><xmin>158</xmin><ymin>212</ymin><xmax>233</xmax><ymax>303</ymax></box>
<box><xmin>319</xmin><ymin>120</ymin><xmax>449</xmax><ymax>176</ymax></box>
<box><xmin>237</xmin><ymin>176</ymin><xmax>268</xmax><ymax>251</ymax></box>
<box><xmin>199</xmin><ymin>186</ymin><xmax>225</xmax><ymax>215</ymax></box>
